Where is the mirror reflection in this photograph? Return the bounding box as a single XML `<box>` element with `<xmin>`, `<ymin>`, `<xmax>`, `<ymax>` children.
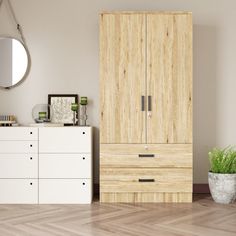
<box><xmin>0</xmin><ymin>37</ymin><xmax>29</xmax><ymax>88</ymax></box>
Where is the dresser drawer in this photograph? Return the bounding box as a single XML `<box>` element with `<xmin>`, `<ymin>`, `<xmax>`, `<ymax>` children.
<box><xmin>0</xmin><ymin>141</ymin><xmax>38</xmax><ymax>153</ymax></box>
<box><xmin>100</xmin><ymin>168</ymin><xmax>192</xmax><ymax>193</ymax></box>
<box><xmin>0</xmin><ymin>127</ymin><xmax>38</xmax><ymax>141</ymax></box>
<box><xmin>100</xmin><ymin>144</ymin><xmax>192</xmax><ymax>168</ymax></box>
<box><xmin>39</xmin><ymin>127</ymin><xmax>92</xmax><ymax>153</ymax></box>
<box><xmin>0</xmin><ymin>154</ymin><xmax>38</xmax><ymax>178</ymax></box>
<box><xmin>39</xmin><ymin>179</ymin><xmax>92</xmax><ymax>204</ymax></box>
<box><xmin>39</xmin><ymin>154</ymin><xmax>91</xmax><ymax>178</ymax></box>
<box><xmin>0</xmin><ymin>179</ymin><xmax>38</xmax><ymax>204</ymax></box>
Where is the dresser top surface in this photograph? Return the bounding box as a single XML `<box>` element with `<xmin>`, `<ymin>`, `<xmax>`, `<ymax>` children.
<box><xmin>0</xmin><ymin>126</ymin><xmax>93</xmax><ymax>129</ymax></box>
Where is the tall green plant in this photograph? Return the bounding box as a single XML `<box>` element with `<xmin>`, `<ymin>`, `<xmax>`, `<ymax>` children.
<box><xmin>208</xmin><ymin>146</ymin><xmax>236</xmax><ymax>174</ymax></box>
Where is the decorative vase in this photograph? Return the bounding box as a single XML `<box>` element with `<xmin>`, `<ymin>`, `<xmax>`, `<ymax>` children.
<box><xmin>32</xmin><ymin>104</ymin><xmax>51</xmax><ymax>123</ymax></box>
<box><xmin>79</xmin><ymin>97</ymin><xmax>88</xmax><ymax>126</ymax></box>
<box><xmin>208</xmin><ymin>172</ymin><xmax>236</xmax><ymax>204</ymax></box>
<box><xmin>71</xmin><ymin>103</ymin><xmax>79</xmax><ymax>126</ymax></box>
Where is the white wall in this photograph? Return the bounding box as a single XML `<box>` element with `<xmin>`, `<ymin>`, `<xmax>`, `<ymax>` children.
<box><xmin>1</xmin><ymin>0</ymin><xmax>236</xmax><ymax>184</ymax></box>
<box><xmin>0</xmin><ymin>38</ymin><xmax>12</xmax><ymax>87</ymax></box>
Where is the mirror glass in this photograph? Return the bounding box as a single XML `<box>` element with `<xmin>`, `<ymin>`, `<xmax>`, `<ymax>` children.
<box><xmin>0</xmin><ymin>37</ymin><xmax>29</xmax><ymax>88</ymax></box>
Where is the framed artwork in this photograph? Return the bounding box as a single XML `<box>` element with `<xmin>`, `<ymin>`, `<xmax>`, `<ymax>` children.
<box><xmin>48</xmin><ymin>94</ymin><xmax>78</xmax><ymax>125</ymax></box>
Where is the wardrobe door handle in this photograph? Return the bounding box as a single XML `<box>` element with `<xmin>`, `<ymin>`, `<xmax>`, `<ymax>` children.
<box><xmin>138</xmin><ymin>154</ymin><xmax>155</xmax><ymax>158</ymax></box>
<box><xmin>148</xmin><ymin>96</ymin><xmax>152</xmax><ymax>111</ymax></box>
<box><xmin>141</xmin><ymin>96</ymin><xmax>145</xmax><ymax>111</ymax></box>
<box><xmin>139</xmin><ymin>179</ymin><xmax>155</xmax><ymax>182</ymax></box>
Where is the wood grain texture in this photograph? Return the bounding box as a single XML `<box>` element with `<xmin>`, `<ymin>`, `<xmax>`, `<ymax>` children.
<box><xmin>99</xmin><ymin>12</ymin><xmax>193</xmax><ymax>203</ymax></box>
<box><xmin>100</xmin><ymin>167</ymin><xmax>192</xmax><ymax>193</ymax></box>
<box><xmin>100</xmin><ymin>143</ymin><xmax>192</xmax><ymax>168</ymax></box>
<box><xmin>100</xmin><ymin>143</ymin><xmax>192</xmax><ymax>154</ymax></box>
<box><xmin>100</xmin><ymin>192</ymin><xmax>192</xmax><ymax>203</ymax></box>
<box><xmin>147</xmin><ymin>14</ymin><xmax>192</xmax><ymax>143</ymax></box>
<box><xmin>0</xmin><ymin>195</ymin><xmax>235</xmax><ymax>236</ymax></box>
<box><xmin>100</xmin><ymin>13</ymin><xmax>146</xmax><ymax>144</ymax></box>
<box><xmin>101</xmin><ymin>11</ymin><xmax>192</xmax><ymax>15</ymax></box>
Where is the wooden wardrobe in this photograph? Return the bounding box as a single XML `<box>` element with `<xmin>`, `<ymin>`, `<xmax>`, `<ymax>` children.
<box><xmin>99</xmin><ymin>11</ymin><xmax>192</xmax><ymax>203</ymax></box>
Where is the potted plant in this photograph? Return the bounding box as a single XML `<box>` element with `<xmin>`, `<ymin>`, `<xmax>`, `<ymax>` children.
<box><xmin>208</xmin><ymin>146</ymin><xmax>236</xmax><ymax>204</ymax></box>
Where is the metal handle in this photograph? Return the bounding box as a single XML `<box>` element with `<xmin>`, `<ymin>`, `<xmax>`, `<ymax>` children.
<box><xmin>139</xmin><ymin>179</ymin><xmax>155</xmax><ymax>182</ymax></box>
<box><xmin>141</xmin><ymin>96</ymin><xmax>145</xmax><ymax>111</ymax></box>
<box><xmin>139</xmin><ymin>154</ymin><xmax>155</xmax><ymax>158</ymax></box>
<box><xmin>148</xmin><ymin>96</ymin><xmax>152</xmax><ymax>111</ymax></box>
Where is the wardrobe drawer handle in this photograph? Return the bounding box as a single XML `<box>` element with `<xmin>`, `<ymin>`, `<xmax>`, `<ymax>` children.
<box><xmin>141</xmin><ymin>96</ymin><xmax>145</xmax><ymax>111</ymax></box>
<box><xmin>139</xmin><ymin>179</ymin><xmax>155</xmax><ymax>182</ymax></box>
<box><xmin>139</xmin><ymin>154</ymin><xmax>155</xmax><ymax>158</ymax></box>
<box><xmin>148</xmin><ymin>95</ymin><xmax>152</xmax><ymax>111</ymax></box>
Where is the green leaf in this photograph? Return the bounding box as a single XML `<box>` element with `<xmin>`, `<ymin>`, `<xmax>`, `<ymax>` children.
<box><xmin>208</xmin><ymin>146</ymin><xmax>236</xmax><ymax>173</ymax></box>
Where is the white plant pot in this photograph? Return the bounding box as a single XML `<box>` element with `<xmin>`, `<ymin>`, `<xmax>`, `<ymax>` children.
<box><xmin>208</xmin><ymin>172</ymin><xmax>236</xmax><ymax>204</ymax></box>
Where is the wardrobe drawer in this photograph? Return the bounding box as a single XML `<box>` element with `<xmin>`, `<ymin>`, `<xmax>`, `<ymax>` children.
<box><xmin>0</xmin><ymin>154</ymin><xmax>38</xmax><ymax>178</ymax></box>
<box><xmin>100</xmin><ymin>168</ymin><xmax>192</xmax><ymax>193</ymax></box>
<box><xmin>0</xmin><ymin>127</ymin><xmax>38</xmax><ymax>141</ymax></box>
<box><xmin>39</xmin><ymin>179</ymin><xmax>92</xmax><ymax>204</ymax></box>
<box><xmin>39</xmin><ymin>154</ymin><xmax>91</xmax><ymax>178</ymax></box>
<box><xmin>39</xmin><ymin>127</ymin><xmax>92</xmax><ymax>153</ymax></box>
<box><xmin>100</xmin><ymin>144</ymin><xmax>192</xmax><ymax>168</ymax></box>
<box><xmin>0</xmin><ymin>141</ymin><xmax>38</xmax><ymax>153</ymax></box>
<box><xmin>0</xmin><ymin>179</ymin><xmax>38</xmax><ymax>204</ymax></box>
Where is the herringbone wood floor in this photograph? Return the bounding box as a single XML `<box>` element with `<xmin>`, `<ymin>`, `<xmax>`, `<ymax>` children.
<box><xmin>0</xmin><ymin>195</ymin><xmax>235</xmax><ymax>236</ymax></box>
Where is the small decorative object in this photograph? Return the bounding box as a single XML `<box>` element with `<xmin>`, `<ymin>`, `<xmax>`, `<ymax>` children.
<box><xmin>48</xmin><ymin>94</ymin><xmax>78</xmax><ymax>125</ymax></box>
<box><xmin>79</xmin><ymin>96</ymin><xmax>88</xmax><ymax>126</ymax></box>
<box><xmin>0</xmin><ymin>115</ymin><xmax>17</xmax><ymax>126</ymax></box>
<box><xmin>208</xmin><ymin>146</ymin><xmax>236</xmax><ymax>204</ymax></box>
<box><xmin>71</xmin><ymin>102</ymin><xmax>79</xmax><ymax>126</ymax></box>
<box><xmin>80</xmin><ymin>97</ymin><xmax>88</xmax><ymax>105</ymax></box>
<box><xmin>32</xmin><ymin>104</ymin><xmax>51</xmax><ymax>123</ymax></box>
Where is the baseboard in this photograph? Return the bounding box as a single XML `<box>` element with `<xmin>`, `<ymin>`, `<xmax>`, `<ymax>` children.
<box><xmin>94</xmin><ymin>183</ymin><xmax>210</xmax><ymax>195</ymax></box>
<box><xmin>193</xmin><ymin>184</ymin><xmax>210</xmax><ymax>193</ymax></box>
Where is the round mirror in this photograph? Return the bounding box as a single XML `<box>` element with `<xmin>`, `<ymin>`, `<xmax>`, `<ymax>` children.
<box><xmin>0</xmin><ymin>37</ymin><xmax>29</xmax><ymax>89</ymax></box>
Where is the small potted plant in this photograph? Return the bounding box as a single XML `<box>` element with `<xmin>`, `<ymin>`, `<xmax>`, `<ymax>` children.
<box><xmin>208</xmin><ymin>146</ymin><xmax>236</xmax><ymax>204</ymax></box>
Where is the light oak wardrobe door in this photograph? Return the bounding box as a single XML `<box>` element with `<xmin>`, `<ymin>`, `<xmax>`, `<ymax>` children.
<box><xmin>100</xmin><ymin>14</ymin><xmax>146</xmax><ymax>144</ymax></box>
<box><xmin>147</xmin><ymin>14</ymin><xmax>192</xmax><ymax>143</ymax></box>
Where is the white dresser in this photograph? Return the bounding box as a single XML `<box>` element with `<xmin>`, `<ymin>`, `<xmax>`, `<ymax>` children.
<box><xmin>0</xmin><ymin>126</ymin><xmax>93</xmax><ymax>204</ymax></box>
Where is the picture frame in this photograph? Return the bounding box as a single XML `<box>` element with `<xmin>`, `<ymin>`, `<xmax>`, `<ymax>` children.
<box><xmin>48</xmin><ymin>94</ymin><xmax>78</xmax><ymax>126</ymax></box>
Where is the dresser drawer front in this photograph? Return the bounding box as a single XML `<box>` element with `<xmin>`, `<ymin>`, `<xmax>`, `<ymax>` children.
<box><xmin>0</xmin><ymin>141</ymin><xmax>38</xmax><ymax>153</ymax></box>
<box><xmin>39</xmin><ymin>127</ymin><xmax>92</xmax><ymax>153</ymax></box>
<box><xmin>0</xmin><ymin>127</ymin><xmax>38</xmax><ymax>141</ymax></box>
<box><xmin>101</xmin><ymin>144</ymin><xmax>192</xmax><ymax>168</ymax></box>
<box><xmin>0</xmin><ymin>179</ymin><xmax>38</xmax><ymax>204</ymax></box>
<box><xmin>39</xmin><ymin>154</ymin><xmax>91</xmax><ymax>178</ymax></box>
<box><xmin>39</xmin><ymin>179</ymin><xmax>92</xmax><ymax>204</ymax></box>
<box><xmin>0</xmin><ymin>154</ymin><xmax>38</xmax><ymax>178</ymax></box>
<box><xmin>100</xmin><ymin>168</ymin><xmax>192</xmax><ymax>192</ymax></box>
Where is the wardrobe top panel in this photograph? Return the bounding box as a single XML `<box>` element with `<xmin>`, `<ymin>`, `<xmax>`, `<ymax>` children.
<box><xmin>100</xmin><ymin>11</ymin><xmax>192</xmax><ymax>15</ymax></box>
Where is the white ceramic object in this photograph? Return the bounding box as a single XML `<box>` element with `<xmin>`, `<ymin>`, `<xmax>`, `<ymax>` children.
<box><xmin>208</xmin><ymin>172</ymin><xmax>236</xmax><ymax>204</ymax></box>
